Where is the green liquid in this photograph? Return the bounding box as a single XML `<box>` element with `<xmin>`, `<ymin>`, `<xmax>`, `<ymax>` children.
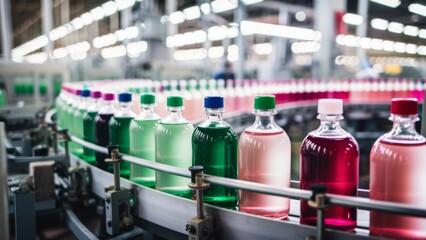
<box><xmin>83</xmin><ymin>111</ymin><xmax>97</xmax><ymax>164</ymax></box>
<box><xmin>71</xmin><ymin>109</ymin><xmax>85</xmax><ymax>157</ymax></box>
<box><xmin>192</xmin><ymin>125</ymin><xmax>238</xmax><ymax>208</ymax></box>
<box><xmin>155</xmin><ymin>123</ymin><xmax>194</xmax><ymax>198</ymax></box>
<box><xmin>129</xmin><ymin>119</ymin><xmax>159</xmax><ymax>187</ymax></box>
<box><xmin>109</xmin><ymin>117</ymin><xmax>133</xmax><ymax>178</ymax></box>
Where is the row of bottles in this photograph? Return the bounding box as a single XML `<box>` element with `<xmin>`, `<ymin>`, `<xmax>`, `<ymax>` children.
<box><xmin>60</xmin><ymin>78</ymin><xmax>426</xmax><ymax>122</ymax></box>
<box><xmin>55</xmin><ymin>82</ymin><xmax>426</xmax><ymax>239</ymax></box>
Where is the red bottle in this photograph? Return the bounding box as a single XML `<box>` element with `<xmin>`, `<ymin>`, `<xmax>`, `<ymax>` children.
<box><xmin>300</xmin><ymin>99</ymin><xmax>359</xmax><ymax>230</ymax></box>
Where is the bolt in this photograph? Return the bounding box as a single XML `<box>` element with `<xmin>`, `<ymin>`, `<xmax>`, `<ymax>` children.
<box><xmin>107</xmin><ymin>219</ymin><xmax>112</xmax><ymax>227</ymax></box>
<box><xmin>105</xmin><ymin>196</ymin><xmax>111</xmax><ymax>203</ymax></box>
<box><xmin>185</xmin><ymin>224</ymin><xmax>196</xmax><ymax>234</ymax></box>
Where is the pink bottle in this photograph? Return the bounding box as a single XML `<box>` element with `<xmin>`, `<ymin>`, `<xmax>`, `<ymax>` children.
<box><xmin>300</xmin><ymin>99</ymin><xmax>359</xmax><ymax>230</ymax></box>
<box><xmin>238</xmin><ymin>95</ymin><xmax>291</xmax><ymax>219</ymax></box>
<box><xmin>370</xmin><ymin>98</ymin><xmax>426</xmax><ymax>239</ymax></box>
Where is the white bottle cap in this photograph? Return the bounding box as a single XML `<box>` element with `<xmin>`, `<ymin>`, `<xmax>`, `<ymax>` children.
<box><xmin>318</xmin><ymin>99</ymin><xmax>343</xmax><ymax>114</ymax></box>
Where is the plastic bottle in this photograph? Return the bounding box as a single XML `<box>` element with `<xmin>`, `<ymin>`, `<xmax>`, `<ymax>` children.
<box><xmin>370</xmin><ymin>98</ymin><xmax>426</xmax><ymax>239</ymax></box>
<box><xmin>300</xmin><ymin>99</ymin><xmax>359</xmax><ymax>230</ymax></box>
<box><xmin>155</xmin><ymin>96</ymin><xmax>193</xmax><ymax>198</ymax></box>
<box><xmin>192</xmin><ymin>96</ymin><xmax>238</xmax><ymax>208</ymax></box>
<box><xmin>83</xmin><ymin>90</ymin><xmax>102</xmax><ymax>164</ymax></box>
<box><xmin>109</xmin><ymin>92</ymin><xmax>136</xmax><ymax>178</ymax></box>
<box><xmin>95</xmin><ymin>93</ymin><xmax>116</xmax><ymax>171</ymax></box>
<box><xmin>238</xmin><ymin>95</ymin><xmax>291</xmax><ymax>218</ymax></box>
<box><xmin>71</xmin><ymin>89</ymin><xmax>90</xmax><ymax>157</ymax></box>
<box><xmin>129</xmin><ymin>93</ymin><xmax>161</xmax><ymax>187</ymax></box>
<box><xmin>189</xmin><ymin>79</ymin><xmax>204</xmax><ymax>120</ymax></box>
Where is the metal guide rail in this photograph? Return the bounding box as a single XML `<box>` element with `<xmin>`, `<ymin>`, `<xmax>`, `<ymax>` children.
<box><xmin>68</xmin><ymin>134</ymin><xmax>426</xmax><ymax>240</ymax></box>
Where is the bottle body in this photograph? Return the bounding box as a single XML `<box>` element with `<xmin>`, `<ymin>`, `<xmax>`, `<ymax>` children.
<box><xmin>129</xmin><ymin>119</ymin><xmax>159</xmax><ymax>187</ymax></box>
<box><xmin>72</xmin><ymin>108</ymin><xmax>85</xmax><ymax>157</ymax></box>
<box><xmin>83</xmin><ymin>111</ymin><xmax>97</xmax><ymax>164</ymax></box>
<box><xmin>238</xmin><ymin>130</ymin><xmax>291</xmax><ymax>218</ymax></box>
<box><xmin>192</xmin><ymin>125</ymin><xmax>238</xmax><ymax>208</ymax></box>
<box><xmin>109</xmin><ymin>116</ymin><xmax>133</xmax><ymax>178</ymax></box>
<box><xmin>300</xmin><ymin>134</ymin><xmax>359</xmax><ymax>229</ymax></box>
<box><xmin>95</xmin><ymin>113</ymin><xmax>114</xmax><ymax>171</ymax></box>
<box><xmin>155</xmin><ymin>122</ymin><xmax>193</xmax><ymax>198</ymax></box>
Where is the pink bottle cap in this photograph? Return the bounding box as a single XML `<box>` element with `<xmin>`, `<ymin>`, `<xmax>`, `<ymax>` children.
<box><xmin>391</xmin><ymin>98</ymin><xmax>418</xmax><ymax>115</ymax></box>
<box><xmin>318</xmin><ymin>99</ymin><xmax>343</xmax><ymax>114</ymax></box>
<box><xmin>103</xmin><ymin>93</ymin><xmax>114</xmax><ymax>101</ymax></box>
<box><xmin>91</xmin><ymin>91</ymin><xmax>102</xmax><ymax>99</ymax></box>
<box><xmin>75</xmin><ymin>89</ymin><xmax>82</xmax><ymax>96</ymax></box>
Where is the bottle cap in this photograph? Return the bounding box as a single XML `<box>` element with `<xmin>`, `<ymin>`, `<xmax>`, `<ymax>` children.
<box><xmin>254</xmin><ymin>95</ymin><xmax>276</xmax><ymax>110</ymax></box>
<box><xmin>318</xmin><ymin>99</ymin><xmax>343</xmax><ymax>114</ymax></box>
<box><xmin>91</xmin><ymin>91</ymin><xmax>102</xmax><ymax>99</ymax></box>
<box><xmin>75</xmin><ymin>89</ymin><xmax>82</xmax><ymax>96</ymax></box>
<box><xmin>103</xmin><ymin>93</ymin><xmax>114</xmax><ymax>101</ymax></box>
<box><xmin>391</xmin><ymin>98</ymin><xmax>418</xmax><ymax>115</ymax></box>
<box><xmin>81</xmin><ymin>89</ymin><xmax>91</xmax><ymax>97</ymax></box>
<box><xmin>167</xmin><ymin>96</ymin><xmax>183</xmax><ymax>107</ymax></box>
<box><xmin>204</xmin><ymin>96</ymin><xmax>224</xmax><ymax>108</ymax></box>
<box><xmin>118</xmin><ymin>92</ymin><xmax>132</xmax><ymax>102</ymax></box>
<box><xmin>140</xmin><ymin>93</ymin><xmax>155</xmax><ymax>104</ymax></box>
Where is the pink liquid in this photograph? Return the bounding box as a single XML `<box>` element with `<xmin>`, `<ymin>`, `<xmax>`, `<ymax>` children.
<box><xmin>300</xmin><ymin>135</ymin><xmax>359</xmax><ymax>230</ymax></box>
<box><xmin>238</xmin><ymin>131</ymin><xmax>291</xmax><ymax>219</ymax></box>
<box><xmin>370</xmin><ymin>140</ymin><xmax>426</xmax><ymax>239</ymax></box>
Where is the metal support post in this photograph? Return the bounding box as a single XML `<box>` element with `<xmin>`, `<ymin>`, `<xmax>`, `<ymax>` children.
<box><xmin>0</xmin><ymin>0</ymin><xmax>12</xmax><ymax>61</ymax></box>
<box><xmin>186</xmin><ymin>165</ymin><xmax>214</xmax><ymax>240</ymax></box>
<box><xmin>48</xmin><ymin>123</ymin><xmax>58</xmax><ymax>154</ymax></box>
<box><xmin>0</xmin><ymin>123</ymin><xmax>9</xmax><ymax>240</ymax></box>
<box><xmin>58</xmin><ymin>129</ymin><xmax>71</xmax><ymax>168</ymax></box>
<box><xmin>306</xmin><ymin>184</ymin><xmax>329</xmax><ymax>240</ymax></box>
<box><xmin>235</xmin><ymin>1</ymin><xmax>246</xmax><ymax>82</ymax></box>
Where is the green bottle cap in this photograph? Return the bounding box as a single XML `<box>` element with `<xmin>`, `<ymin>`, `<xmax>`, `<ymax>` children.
<box><xmin>167</xmin><ymin>96</ymin><xmax>183</xmax><ymax>107</ymax></box>
<box><xmin>140</xmin><ymin>93</ymin><xmax>155</xmax><ymax>104</ymax></box>
<box><xmin>254</xmin><ymin>95</ymin><xmax>276</xmax><ymax>110</ymax></box>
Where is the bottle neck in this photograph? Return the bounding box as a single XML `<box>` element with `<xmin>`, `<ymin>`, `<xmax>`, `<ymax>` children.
<box><xmin>384</xmin><ymin>114</ymin><xmax>425</xmax><ymax>143</ymax></box>
<box><xmin>99</xmin><ymin>101</ymin><xmax>115</xmax><ymax>115</ymax></box>
<box><xmin>116</xmin><ymin>102</ymin><xmax>134</xmax><ymax>118</ymax></box>
<box><xmin>313</xmin><ymin>114</ymin><xmax>347</xmax><ymax>137</ymax></box>
<box><xmin>162</xmin><ymin>106</ymin><xmax>188</xmax><ymax>124</ymax></box>
<box><xmin>246</xmin><ymin>109</ymin><xmax>282</xmax><ymax>133</ymax></box>
<box><xmin>87</xmin><ymin>98</ymin><xmax>101</xmax><ymax>112</ymax></box>
<box><xmin>205</xmin><ymin>108</ymin><xmax>223</xmax><ymax>122</ymax></box>
<box><xmin>136</xmin><ymin>104</ymin><xmax>160</xmax><ymax>120</ymax></box>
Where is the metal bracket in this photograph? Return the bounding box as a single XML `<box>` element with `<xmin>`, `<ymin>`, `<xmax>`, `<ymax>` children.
<box><xmin>306</xmin><ymin>184</ymin><xmax>329</xmax><ymax>240</ymax></box>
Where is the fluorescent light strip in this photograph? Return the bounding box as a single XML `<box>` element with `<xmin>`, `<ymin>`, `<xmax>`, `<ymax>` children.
<box><xmin>370</xmin><ymin>18</ymin><xmax>388</xmax><ymax>30</ymax></box>
<box><xmin>370</xmin><ymin>0</ymin><xmax>400</xmax><ymax>8</ymax></box>
<box><xmin>343</xmin><ymin>13</ymin><xmax>363</xmax><ymax>26</ymax></box>
<box><xmin>241</xmin><ymin>21</ymin><xmax>321</xmax><ymax>41</ymax></box>
<box><xmin>409</xmin><ymin>3</ymin><xmax>426</xmax><ymax>17</ymax></box>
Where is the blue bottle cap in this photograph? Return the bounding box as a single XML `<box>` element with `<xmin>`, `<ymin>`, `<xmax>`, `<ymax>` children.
<box><xmin>81</xmin><ymin>89</ymin><xmax>91</xmax><ymax>97</ymax></box>
<box><xmin>204</xmin><ymin>96</ymin><xmax>224</xmax><ymax>108</ymax></box>
<box><xmin>118</xmin><ymin>92</ymin><xmax>132</xmax><ymax>102</ymax></box>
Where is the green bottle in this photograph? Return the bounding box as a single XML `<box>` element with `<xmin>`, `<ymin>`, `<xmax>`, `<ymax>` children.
<box><xmin>109</xmin><ymin>92</ymin><xmax>135</xmax><ymax>178</ymax></box>
<box><xmin>155</xmin><ymin>96</ymin><xmax>193</xmax><ymax>198</ymax></box>
<box><xmin>72</xmin><ymin>89</ymin><xmax>90</xmax><ymax>158</ymax></box>
<box><xmin>83</xmin><ymin>91</ymin><xmax>102</xmax><ymax>164</ymax></box>
<box><xmin>0</xmin><ymin>88</ymin><xmax>7</xmax><ymax>107</ymax></box>
<box><xmin>192</xmin><ymin>96</ymin><xmax>238</xmax><ymax>208</ymax></box>
<box><xmin>68</xmin><ymin>89</ymin><xmax>82</xmax><ymax>156</ymax></box>
<box><xmin>129</xmin><ymin>93</ymin><xmax>160</xmax><ymax>187</ymax></box>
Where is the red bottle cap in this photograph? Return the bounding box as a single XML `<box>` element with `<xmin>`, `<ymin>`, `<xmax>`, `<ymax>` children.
<box><xmin>391</xmin><ymin>98</ymin><xmax>418</xmax><ymax>115</ymax></box>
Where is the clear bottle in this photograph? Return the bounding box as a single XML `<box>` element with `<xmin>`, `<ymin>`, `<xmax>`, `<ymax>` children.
<box><xmin>129</xmin><ymin>93</ymin><xmax>161</xmax><ymax>187</ymax></box>
<box><xmin>370</xmin><ymin>98</ymin><xmax>426</xmax><ymax>239</ymax></box>
<box><xmin>238</xmin><ymin>95</ymin><xmax>291</xmax><ymax>218</ymax></box>
<box><xmin>109</xmin><ymin>92</ymin><xmax>136</xmax><ymax>178</ymax></box>
<box><xmin>192</xmin><ymin>96</ymin><xmax>238</xmax><ymax>208</ymax></box>
<box><xmin>95</xmin><ymin>93</ymin><xmax>116</xmax><ymax>171</ymax></box>
<box><xmin>83</xmin><ymin>90</ymin><xmax>102</xmax><ymax>164</ymax></box>
<box><xmin>155</xmin><ymin>96</ymin><xmax>193</xmax><ymax>198</ymax></box>
<box><xmin>71</xmin><ymin>89</ymin><xmax>90</xmax><ymax>157</ymax></box>
<box><xmin>300</xmin><ymin>99</ymin><xmax>359</xmax><ymax>230</ymax></box>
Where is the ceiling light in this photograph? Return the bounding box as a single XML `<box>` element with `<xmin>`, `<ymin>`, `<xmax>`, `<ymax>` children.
<box><xmin>125</xmin><ymin>26</ymin><xmax>139</xmax><ymax>39</ymax></box>
<box><xmin>343</xmin><ymin>13</ymin><xmax>363</xmax><ymax>25</ymax></box>
<box><xmin>388</xmin><ymin>22</ymin><xmax>404</xmax><ymax>33</ymax></box>
<box><xmin>394</xmin><ymin>42</ymin><xmax>406</xmax><ymax>53</ymax></box>
<box><xmin>242</xmin><ymin>0</ymin><xmax>263</xmax><ymax>4</ymax></box>
<box><xmin>102</xmin><ymin>1</ymin><xmax>118</xmax><ymax>16</ymax></box>
<box><xmin>90</xmin><ymin>7</ymin><xmax>105</xmax><ymax>21</ymax></box>
<box><xmin>408</xmin><ymin>3</ymin><xmax>426</xmax><ymax>17</ymax></box>
<box><xmin>295</xmin><ymin>11</ymin><xmax>307</xmax><ymax>22</ymax></box>
<box><xmin>71</xmin><ymin>17</ymin><xmax>84</xmax><ymax>30</ymax></box>
<box><xmin>211</xmin><ymin>0</ymin><xmax>238</xmax><ymax>13</ymax></box>
<box><xmin>371</xmin><ymin>18</ymin><xmax>388</xmax><ymax>30</ymax></box>
<box><xmin>241</xmin><ymin>21</ymin><xmax>320</xmax><ymax>41</ymax></box>
<box><xmin>81</xmin><ymin>13</ymin><xmax>94</xmax><ymax>25</ymax></box>
<box><xmin>115</xmin><ymin>0</ymin><xmax>135</xmax><ymax>10</ymax></box>
<box><xmin>370</xmin><ymin>0</ymin><xmax>400</xmax><ymax>8</ymax></box>
<box><xmin>419</xmin><ymin>29</ymin><xmax>426</xmax><ymax>39</ymax></box>
<box><xmin>405</xmin><ymin>44</ymin><xmax>417</xmax><ymax>54</ymax></box>
<box><xmin>403</xmin><ymin>25</ymin><xmax>419</xmax><ymax>37</ymax></box>
<box><xmin>200</xmin><ymin>3</ymin><xmax>211</xmax><ymax>15</ymax></box>
<box><xmin>183</xmin><ymin>6</ymin><xmax>201</xmax><ymax>20</ymax></box>
<box><xmin>169</xmin><ymin>11</ymin><xmax>185</xmax><ymax>24</ymax></box>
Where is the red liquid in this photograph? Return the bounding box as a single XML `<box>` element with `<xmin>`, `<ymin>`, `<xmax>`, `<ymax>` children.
<box><xmin>95</xmin><ymin>113</ymin><xmax>114</xmax><ymax>171</ymax></box>
<box><xmin>370</xmin><ymin>140</ymin><xmax>426</xmax><ymax>239</ymax></box>
<box><xmin>300</xmin><ymin>135</ymin><xmax>359</xmax><ymax>230</ymax></box>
